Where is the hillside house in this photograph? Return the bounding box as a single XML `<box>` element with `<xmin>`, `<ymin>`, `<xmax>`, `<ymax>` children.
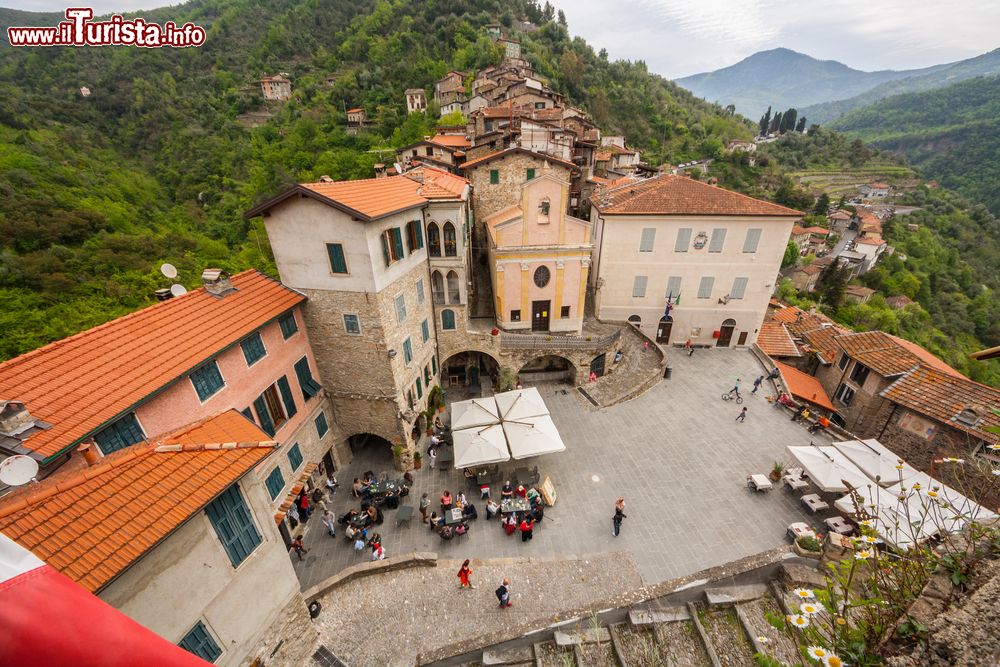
<box><xmin>770</xmin><ymin>305</ymin><xmax>850</xmax><ymax>374</ymax></box>
<box><xmin>405</xmin><ymin>88</ymin><xmax>426</xmax><ymax>114</ymax></box>
<box><xmin>260</xmin><ymin>75</ymin><xmax>291</xmax><ymax>101</ymax></box>
<box><xmin>885</xmin><ymin>295</ymin><xmax>914</xmax><ymax>310</ymax></box>
<box><xmin>498</xmin><ymin>38</ymin><xmax>521</xmax><ymax>60</ymax></box>
<box><xmin>853</xmin><ymin>235</ymin><xmax>887</xmax><ymax>272</ymax></box>
<box><xmin>845</xmin><ymin>285</ymin><xmax>876</xmax><ymax>304</ymax></box>
<box><xmin>0</xmin><ymin>410</ymin><xmax>315</xmax><ymax>667</ymax></box>
<box><xmin>346</xmin><ymin>107</ymin><xmax>367</xmax><ymax>133</ymax></box>
<box><xmin>395</xmin><ymin>133</ymin><xmax>471</xmax><ymax>171</ymax></box>
<box><xmin>725</xmin><ymin>140</ymin><xmax>756</xmax><ymax>153</ymax></box>
<box><xmin>590</xmin><ymin>175</ymin><xmax>801</xmax><ymax>348</ymax></box>
<box><xmin>754</xmin><ymin>321</ymin><xmax>802</xmax><ymax>361</ymax></box>
<box><xmin>859</xmin><ymin>181</ymin><xmax>890</xmax><ymax>198</ymax></box>
<box><xmin>485</xmin><ymin>169</ymin><xmax>592</xmax><ymax>334</ymax></box>
<box><xmin>460</xmin><ymin>146</ymin><xmax>575</xmax><ymax>222</ymax></box>
<box><xmin>786</xmin><ymin>263</ymin><xmax>823</xmax><ymax>292</ymax></box>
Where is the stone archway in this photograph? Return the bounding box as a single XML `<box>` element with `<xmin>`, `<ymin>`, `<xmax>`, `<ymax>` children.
<box><xmin>517</xmin><ymin>354</ymin><xmax>577</xmax><ymax>385</ymax></box>
<box><xmin>441</xmin><ymin>350</ymin><xmax>501</xmax><ymax>398</ymax></box>
<box><xmin>345</xmin><ymin>432</ymin><xmax>396</xmax><ymax>472</ymax></box>
<box><xmin>717</xmin><ymin>318</ymin><xmax>737</xmax><ymax>347</ymax></box>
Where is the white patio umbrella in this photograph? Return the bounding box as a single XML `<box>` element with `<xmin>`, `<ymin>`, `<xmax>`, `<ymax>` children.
<box><xmin>495</xmin><ymin>387</ymin><xmax>549</xmax><ymax>421</ymax></box>
<box><xmin>503</xmin><ymin>415</ymin><xmax>566</xmax><ymax>460</ymax></box>
<box><xmin>835</xmin><ymin>485</ymin><xmax>943</xmax><ymax>549</ymax></box>
<box><xmin>832</xmin><ymin>439</ymin><xmax>917</xmax><ymax>488</ymax></box>
<box><xmin>450</xmin><ymin>397</ymin><xmax>501</xmax><ymax>430</ymax></box>
<box><xmin>786</xmin><ymin>445</ymin><xmax>873</xmax><ymax>493</ymax></box>
<box><xmin>452</xmin><ymin>423</ymin><xmax>510</xmax><ymax>468</ymax></box>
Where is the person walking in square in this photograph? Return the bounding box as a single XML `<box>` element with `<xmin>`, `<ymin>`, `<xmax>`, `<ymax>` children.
<box><xmin>751</xmin><ymin>375</ymin><xmax>764</xmax><ymax>394</ymax></box>
<box><xmin>321</xmin><ymin>510</ymin><xmax>336</xmax><ymax>538</ymax></box>
<box><xmin>428</xmin><ymin>445</ymin><xmax>437</xmax><ymax>470</ymax></box>
<box><xmin>457</xmin><ymin>559</ymin><xmax>475</xmax><ymax>589</ymax></box>
<box><xmin>496</xmin><ymin>578</ymin><xmax>512</xmax><ymax>608</ymax></box>
<box><xmin>291</xmin><ymin>535</ymin><xmax>308</xmax><ymax>561</ymax></box>
<box><xmin>612</xmin><ymin>497</ymin><xmax>627</xmax><ymax>537</ymax></box>
<box><xmin>419</xmin><ymin>493</ymin><xmax>430</xmax><ymax>523</ymax></box>
<box><xmin>736</xmin><ymin>407</ymin><xmax>748</xmax><ymax>423</ymax></box>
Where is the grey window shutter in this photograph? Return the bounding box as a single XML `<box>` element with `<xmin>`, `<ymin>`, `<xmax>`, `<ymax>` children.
<box><xmin>674</xmin><ymin>228</ymin><xmax>692</xmax><ymax>252</ymax></box>
<box><xmin>698</xmin><ymin>276</ymin><xmax>715</xmax><ymax>299</ymax></box>
<box><xmin>731</xmin><ymin>277</ymin><xmax>749</xmax><ymax>299</ymax></box>
<box><xmin>665</xmin><ymin>276</ymin><xmax>682</xmax><ymax>299</ymax></box>
<box><xmin>709</xmin><ymin>228</ymin><xmax>727</xmax><ymax>253</ymax></box>
<box><xmin>632</xmin><ymin>275</ymin><xmax>648</xmax><ymax>298</ymax></box>
<box><xmin>743</xmin><ymin>228</ymin><xmax>762</xmax><ymax>253</ymax></box>
<box><xmin>639</xmin><ymin>228</ymin><xmax>656</xmax><ymax>252</ymax></box>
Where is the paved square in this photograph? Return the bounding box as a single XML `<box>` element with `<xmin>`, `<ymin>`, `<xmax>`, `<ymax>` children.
<box><xmin>293</xmin><ymin>348</ymin><xmax>833</xmax><ymax>589</ymax></box>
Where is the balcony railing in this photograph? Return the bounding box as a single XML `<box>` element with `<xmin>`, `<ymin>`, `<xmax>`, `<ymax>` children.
<box><xmin>499</xmin><ymin>328</ymin><xmax>620</xmax><ymax>351</ymax></box>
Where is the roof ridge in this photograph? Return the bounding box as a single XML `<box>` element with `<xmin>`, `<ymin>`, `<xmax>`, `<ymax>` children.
<box><xmin>154</xmin><ymin>440</ymin><xmax>278</xmax><ymax>453</ymax></box>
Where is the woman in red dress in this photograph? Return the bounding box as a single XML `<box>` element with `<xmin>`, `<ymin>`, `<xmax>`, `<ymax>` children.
<box><xmin>457</xmin><ymin>559</ymin><xmax>474</xmax><ymax>589</ymax></box>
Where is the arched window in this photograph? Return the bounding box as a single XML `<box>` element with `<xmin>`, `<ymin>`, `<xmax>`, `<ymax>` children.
<box><xmin>427</xmin><ymin>222</ymin><xmax>441</xmax><ymax>257</ymax></box>
<box><xmin>441</xmin><ymin>309</ymin><xmax>456</xmax><ymax>330</ymax></box>
<box><xmin>628</xmin><ymin>315</ymin><xmax>641</xmax><ymax>325</ymax></box>
<box><xmin>533</xmin><ymin>265</ymin><xmax>550</xmax><ymax>288</ymax></box>
<box><xmin>431</xmin><ymin>270</ymin><xmax>445</xmax><ymax>304</ymax></box>
<box><xmin>447</xmin><ymin>270</ymin><xmax>461</xmax><ymax>304</ymax></box>
<box><xmin>443</xmin><ymin>222</ymin><xmax>457</xmax><ymax>256</ymax></box>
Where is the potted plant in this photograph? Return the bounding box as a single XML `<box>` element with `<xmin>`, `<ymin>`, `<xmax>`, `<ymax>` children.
<box><xmin>769</xmin><ymin>461</ymin><xmax>786</xmax><ymax>482</ymax></box>
<box><xmin>392</xmin><ymin>444</ymin><xmax>406</xmax><ymax>459</ymax></box>
<box><xmin>794</xmin><ymin>535</ymin><xmax>822</xmax><ymax>559</ymax></box>
<box><xmin>424</xmin><ymin>407</ymin><xmax>436</xmax><ymax>435</ymax></box>
<box><xmin>413</xmin><ymin>451</ymin><xmax>423</xmax><ymax>470</ymax></box>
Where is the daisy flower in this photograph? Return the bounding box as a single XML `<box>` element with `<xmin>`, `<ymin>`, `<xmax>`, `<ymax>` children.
<box><xmin>806</xmin><ymin>646</ymin><xmax>829</xmax><ymax>661</ymax></box>
<box><xmin>787</xmin><ymin>613</ymin><xmax>810</xmax><ymax>629</ymax></box>
<box><xmin>793</xmin><ymin>588</ymin><xmax>815</xmax><ymax>599</ymax></box>
<box><xmin>800</xmin><ymin>602</ymin><xmax>821</xmax><ymax>616</ymax></box>
<box><xmin>823</xmin><ymin>654</ymin><xmax>847</xmax><ymax>667</ymax></box>
<box><xmin>926</xmin><ymin>490</ymin><xmax>939</xmax><ymax>498</ymax></box>
<box><xmin>941</xmin><ymin>458</ymin><xmax>965</xmax><ymax>464</ymax></box>
<box><xmin>862</xmin><ymin>535</ymin><xmax>881</xmax><ymax>544</ymax></box>
<box><xmin>855</xmin><ymin>549</ymin><xmax>873</xmax><ymax>560</ymax></box>
<box><xmin>987</xmin><ymin>444</ymin><xmax>1000</xmax><ymax>451</ymax></box>
<box><xmin>756</xmin><ymin>635</ymin><xmax>770</xmax><ymax>645</ymax></box>
<box><xmin>858</xmin><ymin>519</ymin><xmax>874</xmax><ymax>527</ymax></box>
<box><xmin>911</xmin><ymin>482</ymin><xmax>921</xmax><ymax>491</ymax></box>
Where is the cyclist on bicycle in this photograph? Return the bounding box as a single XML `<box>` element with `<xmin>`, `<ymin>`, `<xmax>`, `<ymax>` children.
<box><xmin>729</xmin><ymin>378</ymin><xmax>741</xmax><ymax>397</ymax></box>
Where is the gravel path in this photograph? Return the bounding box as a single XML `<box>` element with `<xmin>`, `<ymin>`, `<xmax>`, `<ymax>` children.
<box><xmin>313</xmin><ymin>551</ymin><xmax>644</xmax><ymax>667</ymax></box>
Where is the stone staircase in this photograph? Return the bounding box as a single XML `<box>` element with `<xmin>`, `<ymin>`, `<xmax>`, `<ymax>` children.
<box><xmin>432</xmin><ymin>562</ymin><xmax>824</xmax><ymax>667</ymax></box>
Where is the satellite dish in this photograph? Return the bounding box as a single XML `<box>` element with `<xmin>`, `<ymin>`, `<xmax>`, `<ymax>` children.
<box><xmin>170</xmin><ymin>284</ymin><xmax>188</xmax><ymax>297</ymax></box>
<box><xmin>0</xmin><ymin>455</ymin><xmax>39</xmax><ymax>486</ymax></box>
<box><xmin>160</xmin><ymin>263</ymin><xmax>178</xmax><ymax>279</ymax></box>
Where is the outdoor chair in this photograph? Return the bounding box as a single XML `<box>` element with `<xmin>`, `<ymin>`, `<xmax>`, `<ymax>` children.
<box><xmin>395</xmin><ymin>505</ymin><xmax>414</xmax><ymax>528</ymax></box>
<box><xmin>783</xmin><ymin>474</ymin><xmax>809</xmax><ymax>492</ymax></box>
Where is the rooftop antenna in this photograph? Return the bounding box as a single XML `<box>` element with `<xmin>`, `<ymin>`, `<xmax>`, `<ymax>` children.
<box><xmin>170</xmin><ymin>284</ymin><xmax>188</xmax><ymax>297</ymax></box>
<box><xmin>0</xmin><ymin>455</ymin><xmax>39</xmax><ymax>487</ymax></box>
<box><xmin>158</xmin><ymin>263</ymin><xmax>187</xmax><ymax>298</ymax></box>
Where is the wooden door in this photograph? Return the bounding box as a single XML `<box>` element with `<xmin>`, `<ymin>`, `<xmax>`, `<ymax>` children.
<box><xmin>717</xmin><ymin>319</ymin><xmax>736</xmax><ymax>347</ymax></box>
<box><xmin>656</xmin><ymin>317</ymin><xmax>673</xmax><ymax>344</ymax></box>
<box><xmin>532</xmin><ymin>300</ymin><xmax>550</xmax><ymax>332</ymax></box>
<box><xmin>737</xmin><ymin>331</ymin><xmax>748</xmax><ymax>346</ymax></box>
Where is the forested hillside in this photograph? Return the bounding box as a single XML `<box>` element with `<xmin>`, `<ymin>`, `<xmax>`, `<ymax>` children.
<box><xmin>0</xmin><ymin>0</ymin><xmax>750</xmax><ymax>360</ymax></box>
<box><xmin>830</xmin><ymin>75</ymin><xmax>1000</xmax><ymax>215</ymax></box>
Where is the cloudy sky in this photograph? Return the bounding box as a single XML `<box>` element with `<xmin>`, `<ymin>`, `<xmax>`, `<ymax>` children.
<box><xmin>7</xmin><ymin>0</ymin><xmax>1000</xmax><ymax>79</ymax></box>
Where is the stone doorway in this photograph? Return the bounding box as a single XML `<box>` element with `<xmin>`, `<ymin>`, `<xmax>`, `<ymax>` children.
<box><xmin>717</xmin><ymin>318</ymin><xmax>736</xmax><ymax>347</ymax></box>
<box><xmin>518</xmin><ymin>354</ymin><xmax>576</xmax><ymax>385</ymax></box>
<box><xmin>656</xmin><ymin>316</ymin><xmax>673</xmax><ymax>344</ymax></box>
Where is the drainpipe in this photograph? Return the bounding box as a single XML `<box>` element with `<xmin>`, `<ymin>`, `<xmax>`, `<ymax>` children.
<box><xmin>877</xmin><ymin>401</ymin><xmax>898</xmax><ymax>440</ymax></box>
<box><xmin>77</xmin><ymin>443</ymin><xmax>99</xmax><ymax>467</ymax></box>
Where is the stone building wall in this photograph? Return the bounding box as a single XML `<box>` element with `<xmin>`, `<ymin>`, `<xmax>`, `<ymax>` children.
<box><xmin>240</xmin><ymin>593</ymin><xmax>318</xmax><ymax>667</ymax></box>
<box><xmin>814</xmin><ymin>359</ymin><xmax>894</xmax><ymax>433</ymax></box>
<box><xmin>466</xmin><ymin>153</ymin><xmax>572</xmax><ymax>222</ymax></box>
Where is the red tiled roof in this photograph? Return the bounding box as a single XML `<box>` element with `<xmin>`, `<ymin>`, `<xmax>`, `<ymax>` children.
<box><xmin>0</xmin><ymin>270</ymin><xmax>302</xmax><ymax>461</ymax></box>
<box><xmin>459</xmin><ymin>147</ymin><xmax>576</xmax><ymax>171</ymax></box>
<box><xmin>829</xmin><ymin>210</ymin><xmax>853</xmax><ymax>220</ymax></box>
<box><xmin>756</xmin><ymin>322</ymin><xmax>801</xmax><ymax>358</ymax></box>
<box><xmin>403</xmin><ymin>166</ymin><xmax>469</xmax><ymax>200</ymax></box>
<box><xmin>246</xmin><ymin>175</ymin><xmax>427</xmax><ymax>221</ymax></box>
<box><xmin>886</xmin><ymin>334</ymin><xmax>964</xmax><ymax>378</ymax></box>
<box><xmin>855</xmin><ymin>236</ymin><xmax>885</xmax><ymax>246</ymax></box>
<box><xmin>775</xmin><ymin>362</ymin><xmax>834</xmax><ymax>412</ymax></box>
<box><xmin>0</xmin><ymin>411</ymin><xmax>276</xmax><ymax>592</ymax></box>
<box><xmin>346</xmin><ymin>108</ymin><xmax>364</xmax><ymax>113</ymax></box>
<box><xmin>803</xmin><ymin>226</ymin><xmax>829</xmax><ymax>235</ymax></box>
<box><xmin>429</xmin><ymin>134</ymin><xmax>471</xmax><ymax>149</ymax></box>
<box><xmin>772</xmin><ymin>306</ymin><xmax>849</xmax><ymax>363</ymax></box>
<box><xmin>881</xmin><ymin>366</ymin><xmax>1000</xmax><ymax>445</ymax></box>
<box><xmin>835</xmin><ymin>330</ymin><xmax>963</xmax><ymax>379</ymax></box>
<box><xmin>593</xmin><ymin>174</ymin><xmax>802</xmax><ymax>217</ymax></box>
<box><xmin>791</xmin><ymin>226</ymin><xmax>810</xmax><ymax>235</ymax></box>
<box><xmin>845</xmin><ymin>285</ymin><xmax>875</xmax><ymax>297</ymax></box>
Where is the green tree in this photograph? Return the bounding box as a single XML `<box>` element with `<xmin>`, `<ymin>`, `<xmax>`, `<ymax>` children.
<box><xmin>782</xmin><ymin>240</ymin><xmax>800</xmax><ymax>268</ymax></box>
<box><xmin>814</xmin><ymin>192</ymin><xmax>830</xmax><ymax>216</ymax></box>
<box><xmin>759</xmin><ymin>106</ymin><xmax>771</xmax><ymax>137</ymax></box>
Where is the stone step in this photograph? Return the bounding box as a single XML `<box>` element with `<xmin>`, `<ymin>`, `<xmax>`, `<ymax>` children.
<box><xmin>483</xmin><ymin>645</ymin><xmax>535</xmax><ymax>665</ymax></box>
<box><xmin>554</xmin><ymin>627</ymin><xmax>611</xmax><ymax>646</ymax></box>
<box><xmin>628</xmin><ymin>608</ymin><xmax>690</xmax><ymax>626</ymax></box>
<box><xmin>687</xmin><ymin>603</ymin><xmax>723</xmax><ymax>667</ymax></box>
<box><xmin>780</xmin><ymin>562</ymin><xmax>826</xmax><ymax>589</ymax></box>
<box><xmin>704</xmin><ymin>583</ymin><xmax>770</xmax><ymax>606</ymax></box>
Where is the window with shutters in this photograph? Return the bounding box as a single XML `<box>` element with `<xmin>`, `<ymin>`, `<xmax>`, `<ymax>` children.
<box><xmin>632</xmin><ymin>275</ymin><xmax>648</xmax><ymax>298</ymax></box>
<box><xmin>240</xmin><ymin>407</ymin><xmax>254</xmax><ymax>423</ymax></box>
<box><xmin>403</xmin><ymin>338</ymin><xmax>413</xmax><ymax>364</ymax></box>
<box><xmin>416</xmin><ymin>377</ymin><xmax>423</xmax><ymax>398</ymax></box>
<box><xmin>381</xmin><ymin>229</ymin><xmax>404</xmax><ymax>266</ymax></box>
<box><xmin>674</xmin><ymin>228</ymin><xmax>692</xmax><ymax>252</ymax></box>
<box><xmin>264</xmin><ymin>467</ymin><xmax>285</xmax><ymax>500</ymax></box>
<box><xmin>287</xmin><ymin>443</ymin><xmax>303</xmax><ymax>471</ymax></box>
<box><xmin>489</xmin><ymin>169</ymin><xmax>499</xmax><ymax>184</ymax></box>
<box><xmin>698</xmin><ymin>276</ymin><xmax>715</xmax><ymax>299</ymax></box>
<box><xmin>315</xmin><ymin>412</ymin><xmax>329</xmax><ymax>438</ymax></box>
<box><xmin>253</xmin><ymin>384</ymin><xmax>286</xmax><ymax>436</ymax></box>
<box><xmin>427</xmin><ymin>223</ymin><xmax>441</xmax><ymax>257</ymax></box>
<box><xmin>421</xmin><ymin>319</ymin><xmax>430</xmax><ymax>343</ymax></box>
<box><xmin>326</xmin><ymin>243</ymin><xmax>348</xmax><ymax>273</ymax></box>
<box><xmin>838</xmin><ymin>353</ymin><xmax>850</xmax><ymax>370</ymax></box>
<box><xmin>441</xmin><ymin>309</ymin><xmax>456</xmax><ymax>330</ymax></box>
<box><xmin>432</xmin><ymin>355</ymin><xmax>438</xmax><ymax>374</ymax></box>
<box><xmin>406</xmin><ymin>220</ymin><xmax>424</xmax><ymax>252</ymax></box>
<box><xmin>394</xmin><ymin>294</ymin><xmax>406</xmax><ymax>323</ymax></box>
<box><xmin>447</xmin><ymin>270</ymin><xmax>461</xmax><ymax>303</ymax></box>
<box><xmin>835</xmin><ymin>383</ymin><xmax>856</xmax><ymax>406</ymax></box>
<box><xmin>743</xmin><ymin>228</ymin><xmax>762</xmax><ymax>253</ymax></box>
<box><xmin>190</xmin><ymin>361</ymin><xmax>224</xmax><ymax>402</ymax></box>
<box><xmin>343</xmin><ymin>313</ymin><xmax>361</xmax><ymax>335</ymax></box>
<box><xmin>277</xmin><ymin>376</ymin><xmax>297</xmax><ymax>419</ymax></box>
<box><xmin>850</xmin><ymin>362</ymin><xmax>871</xmax><ymax>386</ymax></box>
<box><xmin>510</xmin><ymin>309</ymin><xmax>521</xmax><ymax>322</ymax></box>
<box><xmin>278</xmin><ymin>312</ymin><xmax>298</xmax><ymax>339</ymax></box>
<box><xmin>240</xmin><ymin>332</ymin><xmax>266</xmax><ymax>367</ymax></box>
<box><xmin>94</xmin><ymin>413</ymin><xmax>146</xmax><ymax>455</ymax></box>
<box><xmin>416</xmin><ymin>279</ymin><xmax>425</xmax><ymax>304</ymax></box>
<box><xmin>443</xmin><ymin>222</ymin><xmax>457</xmax><ymax>256</ymax></box>
<box><xmin>665</xmin><ymin>276</ymin><xmax>682</xmax><ymax>300</ymax></box>
<box><xmin>639</xmin><ymin>228</ymin><xmax>656</xmax><ymax>252</ymax></box>
<box><xmin>424</xmin><ymin>364</ymin><xmax>432</xmax><ymax>385</ymax></box>
<box><xmin>526</xmin><ymin>168</ymin><xmax>535</xmax><ymax>180</ymax></box>
<box><xmin>731</xmin><ymin>277</ymin><xmax>749</xmax><ymax>299</ymax></box>
<box><xmin>205</xmin><ymin>485</ymin><xmax>261</xmax><ymax>568</ymax></box>
<box><xmin>431</xmin><ymin>270</ymin><xmax>445</xmax><ymax>304</ymax></box>
<box><xmin>178</xmin><ymin>621</ymin><xmax>222</xmax><ymax>662</ymax></box>
<box><xmin>294</xmin><ymin>357</ymin><xmax>322</xmax><ymax>400</ymax></box>
<box><xmin>708</xmin><ymin>228</ymin><xmax>727</xmax><ymax>253</ymax></box>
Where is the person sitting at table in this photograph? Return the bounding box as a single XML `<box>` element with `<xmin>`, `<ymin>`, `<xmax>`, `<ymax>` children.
<box><xmin>438</xmin><ymin>525</ymin><xmax>454</xmax><ymax>540</ymax></box>
<box><xmin>530</xmin><ymin>505</ymin><xmax>544</xmax><ymax>524</ymax></box>
<box><xmin>456</xmin><ymin>491</ymin><xmax>467</xmax><ymax>509</ymax></box>
<box><xmin>464</xmin><ymin>468</ymin><xmax>476</xmax><ymax>483</ymax></box>
<box><xmin>519</xmin><ymin>516</ymin><xmax>534</xmax><ymax>542</ymax></box>
<box><xmin>345</xmin><ymin>524</ymin><xmax>358</xmax><ymax>542</ymax></box>
<box><xmin>462</xmin><ymin>503</ymin><xmax>478</xmax><ymax>521</ymax></box>
<box><xmin>526</xmin><ymin>487</ymin><xmax>541</xmax><ymax>507</ymax></box>
<box><xmin>363</xmin><ymin>470</ymin><xmax>376</xmax><ymax>484</ymax></box>
<box><xmin>402</xmin><ymin>472</ymin><xmax>414</xmax><ymax>486</ymax></box>
<box><xmin>351</xmin><ymin>478</ymin><xmax>364</xmax><ymax>498</ymax></box>
<box><xmin>384</xmin><ymin>489</ymin><xmax>399</xmax><ymax>509</ymax></box>
<box><xmin>428</xmin><ymin>511</ymin><xmax>441</xmax><ymax>529</ymax></box>
<box><xmin>440</xmin><ymin>490</ymin><xmax>453</xmax><ymax>511</ymax></box>
<box><xmin>514</xmin><ymin>484</ymin><xmax>527</xmax><ymax>499</ymax></box>
<box><xmin>340</xmin><ymin>508</ymin><xmax>358</xmax><ymax>525</ymax></box>
<box><xmin>454</xmin><ymin>522</ymin><xmax>468</xmax><ymax>536</ymax></box>
<box><xmin>500</xmin><ymin>481</ymin><xmax>514</xmax><ymax>499</ymax></box>
<box><xmin>365</xmin><ymin>505</ymin><xmax>378</xmax><ymax>525</ymax></box>
<box><xmin>503</xmin><ymin>513</ymin><xmax>517</xmax><ymax>536</ymax></box>
<box><xmin>367</xmin><ymin>532</ymin><xmax>382</xmax><ymax>548</ymax></box>
<box><xmin>434</xmin><ymin>415</ymin><xmax>445</xmax><ymax>431</ymax></box>
<box><xmin>485</xmin><ymin>499</ymin><xmax>500</xmax><ymax>519</ymax></box>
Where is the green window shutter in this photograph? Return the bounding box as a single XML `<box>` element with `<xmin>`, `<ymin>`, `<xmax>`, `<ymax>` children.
<box><xmin>526</xmin><ymin>168</ymin><xmax>535</xmax><ymax>180</ymax></box>
<box><xmin>205</xmin><ymin>485</ymin><xmax>262</xmax><ymax>568</ymax></box>
<box><xmin>294</xmin><ymin>357</ymin><xmax>322</xmax><ymax>399</ymax></box>
<box><xmin>392</xmin><ymin>227</ymin><xmax>405</xmax><ymax>260</ymax></box>
<box><xmin>403</xmin><ymin>338</ymin><xmax>413</xmax><ymax>363</ymax></box>
<box><xmin>490</xmin><ymin>169</ymin><xmax>499</xmax><ymax>184</ymax></box>
<box><xmin>241</xmin><ymin>332</ymin><xmax>266</xmax><ymax>366</ymax></box>
<box><xmin>277</xmin><ymin>375</ymin><xmax>297</xmax><ymax>418</ymax></box>
<box><xmin>441</xmin><ymin>309</ymin><xmax>456</xmax><ymax>330</ymax></box>
<box><xmin>287</xmin><ymin>443</ymin><xmax>303</xmax><ymax>471</ymax></box>
<box><xmin>265</xmin><ymin>467</ymin><xmax>285</xmax><ymax>500</ymax></box>
<box><xmin>253</xmin><ymin>394</ymin><xmax>275</xmax><ymax>436</ymax></box>
<box><xmin>326</xmin><ymin>243</ymin><xmax>347</xmax><ymax>273</ymax></box>
<box><xmin>190</xmin><ymin>361</ymin><xmax>224</xmax><ymax>401</ymax></box>
<box><xmin>432</xmin><ymin>355</ymin><xmax>438</xmax><ymax>374</ymax></box>
<box><xmin>416</xmin><ymin>377</ymin><xmax>422</xmax><ymax>398</ymax></box>
<box><xmin>240</xmin><ymin>407</ymin><xmax>254</xmax><ymax>423</ymax></box>
<box><xmin>179</xmin><ymin>621</ymin><xmax>222</xmax><ymax>662</ymax></box>
<box><xmin>93</xmin><ymin>413</ymin><xmax>146</xmax><ymax>455</ymax></box>
<box><xmin>421</xmin><ymin>319</ymin><xmax>429</xmax><ymax>343</ymax></box>
<box><xmin>414</xmin><ymin>220</ymin><xmax>423</xmax><ymax>249</ymax></box>
<box><xmin>380</xmin><ymin>232</ymin><xmax>391</xmax><ymax>266</ymax></box>
<box><xmin>314</xmin><ymin>412</ymin><xmax>329</xmax><ymax>438</ymax></box>
<box><xmin>278</xmin><ymin>312</ymin><xmax>298</xmax><ymax>339</ymax></box>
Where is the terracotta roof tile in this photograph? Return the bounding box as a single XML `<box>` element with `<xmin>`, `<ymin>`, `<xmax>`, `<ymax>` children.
<box><xmin>403</xmin><ymin>166</ymin><xmax>469</xmax><ymax>200</ymax></box>
<box><xmin>0</xmin><ymin>411</ymin><xmax>276</xmax><ymax>592</ymax></box>
<box><xmin>775</xmin><ymin>361</ymin><xmax>834</xmax><ymax>411</ymax></box>
<box><xmin>299</xmin><ymin>176</ymin><xmax>426</xmax><ymax>219</ymax></box>
<box><xmin>772</xmin><ymin>306</ymin><xmax>849</xmax><ymax>363</ymax></box>
<box><xmin>459</xmin><ymin>147</ymin><xmax>576</xmax><ymax>171</ymax></box>
<box><xmin>835</xmin><ymin>330</ymin><xmax>963</xmax><ymax>379</ymax></box>
<box><xmin>881</xmin><ymin>366</ymin><xmax>1000</xmax><ymax>445</ymax></box>
<box><xmin>429</xmin><ymin>134</ymin><xmax>471</xmax><ymax>149</ymax></box>
<box><xmin>756</xmin><ymin>322</ymin><xmax>801</xmax><ymax>358</ymax></box>
<box><xmin>0</xmin><ymin>270</ymin><xmax>303</xmax><ymax>461</ymax></box>
<box><xmin>593</xmin><ymin>174</ymin><xmax>802</xmax><ymax>217</ymax></box>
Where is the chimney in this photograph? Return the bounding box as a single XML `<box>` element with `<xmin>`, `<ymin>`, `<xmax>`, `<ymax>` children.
<box><xmin>318</xmin><ymin>175</ymin><xmax>334</xmax><ymax>183</ymax></box>
<box><xmin>78</xmin><ymin>443</ymin><xmax>100</xmax><ymax>467</ymax></box>
<box><xmin>201</xmin><ymin>269</ymin><xmax>236</xmax><ymax>298</ymax></box>
<box><xmin>0</xmin><ymin>401</ymin><xmax>33</xmax><ymax>436</ymax></box>
<box><xmin>154</xmin><ymin>288</ymin><xmax>173</xmax><ymax>301</ymax></box>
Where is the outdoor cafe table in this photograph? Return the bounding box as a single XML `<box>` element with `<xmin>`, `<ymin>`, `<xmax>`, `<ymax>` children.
<box><xmin>347</xmin><ymin>513</ymin><xmax>368</xmax><ymax>529</ymax></box>
<box><xmin>369</xmin><ymin>479</ymin><xmax>402</xmax><ymax>495</ymax></box>
<box><xmin>442</xmin><ymin>508</ymin><xmax>465</xmax><ymax>526</ymax></box>
<box><xmin>437</xmin><ymin>447</ymin><xmax>455</xmax><ymax>465</ymax></box>
<box><xmin>500</xmin><ymin>498</ymin><xmax>531</xmax><ymax>514</ymax></box>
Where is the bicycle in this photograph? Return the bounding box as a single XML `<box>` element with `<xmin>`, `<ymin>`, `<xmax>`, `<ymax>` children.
<box><xmin>721</xmin><ymin>389</ymin><xmax>743</xmax><ymax>404</ymax></box>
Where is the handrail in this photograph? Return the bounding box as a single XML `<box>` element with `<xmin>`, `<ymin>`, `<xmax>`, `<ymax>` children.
<box><xmin>499</xmin><ymin>328</ymin><xmax>620</xmax><ymax>350</ymax></box>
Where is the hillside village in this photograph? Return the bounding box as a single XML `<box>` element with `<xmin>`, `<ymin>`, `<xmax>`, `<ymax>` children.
<box><xmin>2</xmin><ymin>20</ymin><xmax>1000</xmax><ymax>667</ymax></box>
